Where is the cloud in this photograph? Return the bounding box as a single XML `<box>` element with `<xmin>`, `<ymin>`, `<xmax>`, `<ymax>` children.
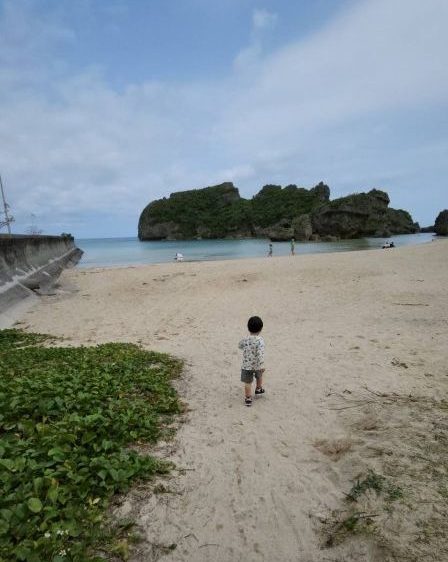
<box><xmin>225</xmin><ymin>0</ymin><xmax>448</xmax><ymax>150</ymax></box>
<box><xmin>218</xmin><ymin>0</ymin><xmax>448</xmax><ymax>220</ymax></box>
<box><xmin>252</xmin><ymin>8</ymin><xmax>277</xmax><ymax>31</ymax></box>
<box><xmin>0</xmin><ymin>0</ymin><xmax>75</xmax><ymax>92</ymax></box>
<box><xmin>1</xmin><ymin>0</ymin><xmax>447</xmax><ymax>236</ymax></box>
<box><xmin>234</xmin><ymin>8</ymin><xmax>278</xmax><ymax>71</ymax></box>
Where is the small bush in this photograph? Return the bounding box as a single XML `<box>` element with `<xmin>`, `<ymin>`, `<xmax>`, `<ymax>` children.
<box><xmin>346</xmin><ymin>470</ymin><xmax>403</xmax><ymax>503</ymax></box>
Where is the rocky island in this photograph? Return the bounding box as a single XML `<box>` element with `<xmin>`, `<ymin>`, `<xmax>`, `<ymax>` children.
<box><xmin>138</xmin><ymin>182</ymin><xmax>419</xmax><ymax>241</ymax></box>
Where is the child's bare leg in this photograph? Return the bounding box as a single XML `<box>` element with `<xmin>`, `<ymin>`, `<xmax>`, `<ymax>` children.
<box><xmin>256</xmin><ymin>375</ymin><xmax>263</xmax><ymax>389</ymax></box>
<box><xmin>244</xmin><ymin>383</ymin><xmax>252</xmax><ymax>398</ymax></box>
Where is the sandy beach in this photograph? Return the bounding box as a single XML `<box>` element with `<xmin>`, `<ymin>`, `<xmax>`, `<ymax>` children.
<box><xmin>10</xmin><ymin>240</ymin><xmax>448</xmax><ymax>561</ymax></box>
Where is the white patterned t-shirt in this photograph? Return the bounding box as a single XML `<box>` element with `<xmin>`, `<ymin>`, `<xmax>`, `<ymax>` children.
<box><xmin>238</xmin><ymin>335</ymin><xmax>265</xmax><ymax>370</ymax></box>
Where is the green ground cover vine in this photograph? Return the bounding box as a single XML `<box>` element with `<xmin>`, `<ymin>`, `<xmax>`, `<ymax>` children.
<box><xmin>0</xmin><ymin>329</ymin><xmax>182</xmax><ymax>562</ymax></box>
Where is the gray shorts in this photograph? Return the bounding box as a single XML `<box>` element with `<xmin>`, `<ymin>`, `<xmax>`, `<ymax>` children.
<box><xmin>241</xmin><ymin>369</ymin><xmax>263</xmax><ymax>384</ymax></box>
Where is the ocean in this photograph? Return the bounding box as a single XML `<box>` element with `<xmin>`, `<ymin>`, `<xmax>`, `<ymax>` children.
<box><xmin>76</xmin><ymin>233</ymin><xmax>434</xmax><ymax>268</ymax></box>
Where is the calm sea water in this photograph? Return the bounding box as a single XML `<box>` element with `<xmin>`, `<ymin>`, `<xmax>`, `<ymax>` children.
<box><xmin>76</xmin><ymin>233</ymin><xmax>434</xmax><ymax>268</ymax></box>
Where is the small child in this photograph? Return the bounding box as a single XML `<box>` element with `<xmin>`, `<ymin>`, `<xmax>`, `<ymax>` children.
<box><xmin>238</xmin><ymin>316</ymin><xmax>265</xmax><ymax>407</ymax></box>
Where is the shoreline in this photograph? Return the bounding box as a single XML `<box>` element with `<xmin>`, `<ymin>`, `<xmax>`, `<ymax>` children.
<box><xmin>1</xmin><ymin>238</ymin><xmax>435</xmax><ymax>328</ymax></box>
<box><xmin>6</xmin><ymin>239</ymin><xmax>448</xmax><ymax>561</ymax></box>
<box><xmin>76</xmin><ymin>232</ymin><xmax>436</xmax><ymax>271</ymax></box>
<box><xmin>76</xmin><ymin>232</ymin><xmax>434</xmax><ymax>269</ymax></box>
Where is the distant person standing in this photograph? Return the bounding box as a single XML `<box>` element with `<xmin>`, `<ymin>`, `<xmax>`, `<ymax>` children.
<box><xmin>290</xmin><ymin>238</ymin><xmax>295</xmax><ymax>256</ymax></box>
<box><xmin>268</xmin><ymin>243</ymin><xmax>273</xmax><ymax>257</ymax></box>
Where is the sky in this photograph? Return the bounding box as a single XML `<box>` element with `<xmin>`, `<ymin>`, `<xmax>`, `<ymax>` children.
<box><xmin>0</xmin><ymin>0</ymin><xmax>447</xmax><ymax>238</ymax></box>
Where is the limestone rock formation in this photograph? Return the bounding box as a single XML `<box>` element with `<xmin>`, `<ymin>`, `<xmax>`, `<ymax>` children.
<box><xmin>138</xmin><ymin>182</ymin><xmax>418</xmax><ymax>241</ymax></box>
<box><xmin>310</xmin><ymin>189</ymin><xmax>418</xmax><ymax>239</ymax></box>
<box><xmin>292</xmin><ymin>214</ymin><xmax>313</xmax><ymax>241</ymax></box>
<box><xmin>310</xmin><ymin>181</ymin><xmax>330</xmax><ymax>203</ymax></box>
<box><xmin>260</xmin><ymin>220</ymin><xmax>293</xmax><ymax>242</ymax></box>
<box><xmin>434</xmin><ymin>210</ymin><xmax>448</xmax><ymax>236</ymax></box>
<box><xmin>138</xmin><ymin>182</ymin><xmax>245</xmax><ymax>240</ymax></box>
<box><xmin>138</xmin><ymin>181</ymin><xmax>327</xmax><ymax>240</ymax></box>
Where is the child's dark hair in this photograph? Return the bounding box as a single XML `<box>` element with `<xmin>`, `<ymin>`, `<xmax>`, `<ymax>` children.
<box><xmin>248</xmin><ymin>316</ymin><xmax>263</xmax><ymax>333</ymax></box>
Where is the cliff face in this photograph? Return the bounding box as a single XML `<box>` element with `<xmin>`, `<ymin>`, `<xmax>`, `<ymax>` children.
<box><xmin>138</xmin><ymin>181</ymin><xmax>330</xmax><ymax>241</ymax></box>
<box><xmin>311</xmin><ymin>189</ymin><xmax>419</xmax><ymax>238</ymax></box>
<box><xmin>138</xmin><ymin>183</ymin><xmax>251</xmax><ymax>240</ymax></box>
<box><xmin>138</xmin><ymin>182</ymin><xmax>418</xmax><ymax>241</ymax></box>
<box><xmin>434</xmin><ymin>210</ymin><xmax>448</xmax><ymax>235</ymax></box>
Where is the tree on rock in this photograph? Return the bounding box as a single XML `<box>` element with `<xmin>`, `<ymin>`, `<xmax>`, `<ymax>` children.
<box><xmin>434</xmin><ymin>210</ymin><xmax>448</xmax><ymax>236</ymax></box>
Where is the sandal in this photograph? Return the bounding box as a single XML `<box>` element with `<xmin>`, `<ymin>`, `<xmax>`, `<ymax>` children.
<box><xmin>245</xmin><ymin>397</ymin><xmax>253</xmax><ymax>407</ymax></box>
<box><xmin>255</xmin><ymin>387</ymin><xmax>265</xmax><ymax>395</ymax></box>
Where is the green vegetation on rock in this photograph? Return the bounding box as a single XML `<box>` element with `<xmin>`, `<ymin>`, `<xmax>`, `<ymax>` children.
<box><xmin>140</xmin><ymin>182</ymin><xmax>251</xmax><ymax>239</ymax></box>
<box><xmin>138</xmin><ymin>181</ymin><xmax>418</xmax><ymax>241</ymax></box>
<box><xmin>312</xmin><ymin>189</ymin><xmax>419</xmax><ymax>238</ymax></box>
<box><xmin>0</xmin><ymin>330</ymin><xmax>182</xmax><ymax>562</ymax></box>
<box><xmin>138</xmin><ymin>181</ymin><xmax>330</xmax><ymax>240</ymax></box>
<box><xmin>434</xmin><ymin>209</ymin><xmax>448</xmax><ymax>236</ymax></box>
<box><xmin>250</xmin><ymin>184</ymin><xmax>324</xmax><ymax>228</ymax></box>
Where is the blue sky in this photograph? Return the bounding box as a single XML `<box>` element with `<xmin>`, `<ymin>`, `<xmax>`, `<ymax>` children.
<box><xmin>0</xmin><ymin>0</ymin><xmax>447</xmax><ymax>237</ymax></box>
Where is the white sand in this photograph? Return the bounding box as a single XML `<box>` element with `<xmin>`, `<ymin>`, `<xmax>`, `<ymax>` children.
<box><xmin>11</xmin><ymin>239</ymin><xmax>448</xmax><ymax>561</ymax></box>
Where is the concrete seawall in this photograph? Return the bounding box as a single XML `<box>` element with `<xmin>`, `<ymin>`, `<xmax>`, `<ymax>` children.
<box><xmin>0</xmin><ymin>234</ymin><xmax>83</xmax><ymax>315</ymax></box>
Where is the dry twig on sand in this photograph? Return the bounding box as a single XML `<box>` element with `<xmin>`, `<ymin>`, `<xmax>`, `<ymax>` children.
<box><xmin>326</xmin><ymin>386</ymin><xmax>426</xmax><ymax>411</ymax></box>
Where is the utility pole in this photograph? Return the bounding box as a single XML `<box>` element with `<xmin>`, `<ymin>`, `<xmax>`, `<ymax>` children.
<box><xmin>0</xmin><ymin>173</ymin><xmax>14</xmax><ymax>234</ymax></box>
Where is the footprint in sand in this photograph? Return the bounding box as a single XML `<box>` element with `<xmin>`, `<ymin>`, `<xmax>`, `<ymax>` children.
<box><xmin>391</xmin><ymin>358</ymin><xmax>408</xmax><ymax>369</ymax></box>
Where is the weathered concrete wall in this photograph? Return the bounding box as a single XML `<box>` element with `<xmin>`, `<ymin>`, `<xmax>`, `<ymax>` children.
<box><xmin>0</xmin><ymin>234</ymin><xmax>83</xmax><ymax>314</ymax></box>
